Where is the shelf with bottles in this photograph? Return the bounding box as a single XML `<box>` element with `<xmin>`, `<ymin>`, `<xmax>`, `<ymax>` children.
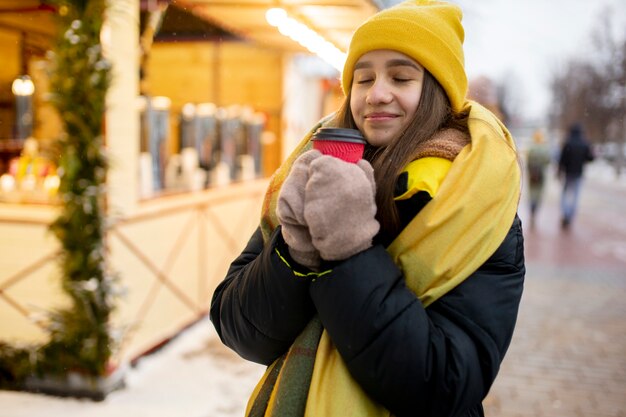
<box><xmin>137</xmin><ymin>96</ymin><xmax>269</xmax><ymax>199</ymax></box>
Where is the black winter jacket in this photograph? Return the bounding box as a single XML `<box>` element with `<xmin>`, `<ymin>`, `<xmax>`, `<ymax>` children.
<box><xmin>558</xmin><ymin>126</ymin><xmax>594</xmax><ymax>178</ymax></box>
<box><xmin>210</xmin><ymin>215</ymin><xmax>525</xmax><ymax>417</ymax></box>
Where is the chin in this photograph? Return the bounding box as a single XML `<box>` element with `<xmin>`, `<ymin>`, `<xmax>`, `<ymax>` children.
<box><xmin>365</xmin><ymin>134</ymin><xmax>393</xmax><ymax>148</ymax></box>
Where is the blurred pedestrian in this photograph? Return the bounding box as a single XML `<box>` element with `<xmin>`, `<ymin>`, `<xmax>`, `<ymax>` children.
<box><xmin>210</xmin><ymin>1</ymin><xmax>524</xmax><ymax>417</ymax></box>
<box><xmin>558</xmin><ymin>123</ymin><xmax>594</xmax><ymax>229</ymax></box>
<box><xmin>526</xmin><ymin>129</ymin><xmax>551</xmax><ymax>229</ymax></box>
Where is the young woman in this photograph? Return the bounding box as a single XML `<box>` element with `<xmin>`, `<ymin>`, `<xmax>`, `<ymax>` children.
<box><xmin>210</xmin><ymin>1</ymin><xmax>525</xmax><ymax>416</ymax></box>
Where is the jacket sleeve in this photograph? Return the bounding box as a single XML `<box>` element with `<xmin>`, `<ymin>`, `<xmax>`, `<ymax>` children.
<box><xmin>210</xmin><ymin>226</ymin><xmax>316</xmax><ymax>365</ymax></box>
<box><xmin>309</xmin><ymin>216</ymin><xmax>525</xmax><ymax>417</ymax></box>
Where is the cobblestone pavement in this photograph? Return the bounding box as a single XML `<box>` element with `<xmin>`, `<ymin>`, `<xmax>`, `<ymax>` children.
<box><xmin>483</xmin><ymin>174</ymin><xmax>626</xmax><ymax>417</ymax></box>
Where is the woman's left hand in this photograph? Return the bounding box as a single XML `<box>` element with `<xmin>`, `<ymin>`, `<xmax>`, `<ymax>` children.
<box><xmin>304</xmin><ymin>156</ymin><xmax>379</xmax><ymax>261</ymax></box>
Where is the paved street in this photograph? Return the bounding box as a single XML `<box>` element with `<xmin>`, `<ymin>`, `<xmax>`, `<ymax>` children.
<box><xmin>484</xmin><ymin>166</ymin><xmax>626</xmax><ymax>417</ymax></box>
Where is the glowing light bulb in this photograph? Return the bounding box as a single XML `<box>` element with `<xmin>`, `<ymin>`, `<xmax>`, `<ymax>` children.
<box><xmin>265</xmin><ymin>8</ymin><xmax>346</xmax><ymax>71</ymax></box>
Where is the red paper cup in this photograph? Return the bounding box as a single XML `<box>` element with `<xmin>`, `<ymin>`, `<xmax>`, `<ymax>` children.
<box><xmin>311</xmin><ymin>128</ymin><xmax>366</xmax><ymax>163</ymax></box>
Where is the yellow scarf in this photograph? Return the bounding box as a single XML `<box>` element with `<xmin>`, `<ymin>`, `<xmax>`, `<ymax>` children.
<box><xmin>254</xmin><ymin>101</ymin><xmax>521</xmax><ymax>416</ymax></box>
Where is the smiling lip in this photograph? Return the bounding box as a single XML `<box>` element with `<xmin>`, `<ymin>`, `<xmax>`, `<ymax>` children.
<box><xmin>365</xmin><ymin>112</ymin><xmax>398</xmax><ymax>121</ymax></box>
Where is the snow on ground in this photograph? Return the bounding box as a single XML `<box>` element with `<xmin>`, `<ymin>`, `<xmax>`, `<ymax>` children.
<box><xmin>0</xmin><ymin>317</ymin><xmax>266</xmax><ymax>417</ymax></box>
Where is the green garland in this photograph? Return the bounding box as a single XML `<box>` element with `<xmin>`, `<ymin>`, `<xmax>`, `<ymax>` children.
<box><xmin>0</xmin><ymin>0</ymin><xmax>119</xmax><ymax>390</ymax></box>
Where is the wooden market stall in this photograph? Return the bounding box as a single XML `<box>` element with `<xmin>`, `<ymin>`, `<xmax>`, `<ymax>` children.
<box><xmin>0</xmin><ymin>0</ymin><xmax>272</xmax><ymax>367</ymax></box>
<box><xmin>0</xmin><ymin>0</ymin><xmax>378</xmax><ymax>389</ymax></box>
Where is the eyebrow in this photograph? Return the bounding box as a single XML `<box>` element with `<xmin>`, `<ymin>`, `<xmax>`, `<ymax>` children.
<box><xmin>354</xmin><ymin>58</ymin><xmax>422</xmax><ymax>71</ymax></box>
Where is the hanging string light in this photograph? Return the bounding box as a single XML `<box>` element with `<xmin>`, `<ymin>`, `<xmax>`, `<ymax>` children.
<box><xmin>265</xmin><ymin>7</ymin><xmax>346</xmax><ymax>72</ymax></box>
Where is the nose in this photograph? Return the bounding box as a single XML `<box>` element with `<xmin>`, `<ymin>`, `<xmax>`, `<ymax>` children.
<box><xmin>366</xmin><ymin>79</ymin><xmax>393</xmax><ymax>105</ymax></box>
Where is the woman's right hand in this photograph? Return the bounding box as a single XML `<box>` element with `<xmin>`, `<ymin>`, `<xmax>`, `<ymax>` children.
<box><xmin>277</xmin><ymin>150</ymin><xmax>323</xmax><ymax>269</ymax></box>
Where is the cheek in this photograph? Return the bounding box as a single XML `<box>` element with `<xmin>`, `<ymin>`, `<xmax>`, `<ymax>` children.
<box><xmin>403</xmin><ymin>87</ymin><xmax>422</xmax><ymax>119</ymax></box>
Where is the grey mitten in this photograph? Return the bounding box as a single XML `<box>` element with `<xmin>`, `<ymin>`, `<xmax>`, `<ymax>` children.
<box><xmin>277</xmin><ymin>150</ymin><xmax>322</xmax><ymax>269</ymax></box>
<box><xmin>304</xmin><ymin>156</ymin><xmax>380</xmax><ymax>261</ymax></box>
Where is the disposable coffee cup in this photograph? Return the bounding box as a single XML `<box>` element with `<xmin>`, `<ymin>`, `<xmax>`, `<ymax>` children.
<box><xmin>311</xmin><ymin>128</ymin><xmax>366</xmax><ymax>163</ymax></box>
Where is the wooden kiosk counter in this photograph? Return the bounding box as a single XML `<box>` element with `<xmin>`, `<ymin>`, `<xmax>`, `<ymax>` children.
<box><xmin>0</xmin><ymin>1</ymin><xmax>274</xmax><ymax>367</ymax></box>
<box><xmin>0</xmin><ymin>179</ymin><xmax>267</xmax><ymax>363</ymax></box>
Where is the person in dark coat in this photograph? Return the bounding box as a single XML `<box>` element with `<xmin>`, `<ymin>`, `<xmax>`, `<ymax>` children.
<box><xmin>210</xmin><ymin>1</ymin><xmax>525</xmax><ymax>417</ymax></box>
<box><xmin>558</xmin><ymin>123</ymin><xmax>594</xmax><ymax>229</ymax></box>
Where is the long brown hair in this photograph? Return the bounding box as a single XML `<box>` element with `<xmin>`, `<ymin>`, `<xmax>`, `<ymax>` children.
<box><xmin>331</xmin><ymin>70</ymin><xmax>469</xmax><ymax>239</ymax></box>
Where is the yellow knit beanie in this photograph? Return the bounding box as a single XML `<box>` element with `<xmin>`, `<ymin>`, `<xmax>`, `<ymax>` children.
<box><xmin>342</xmin><ymin>0</ymin><xmax>467</xmax><ymax>112</ymax></box>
